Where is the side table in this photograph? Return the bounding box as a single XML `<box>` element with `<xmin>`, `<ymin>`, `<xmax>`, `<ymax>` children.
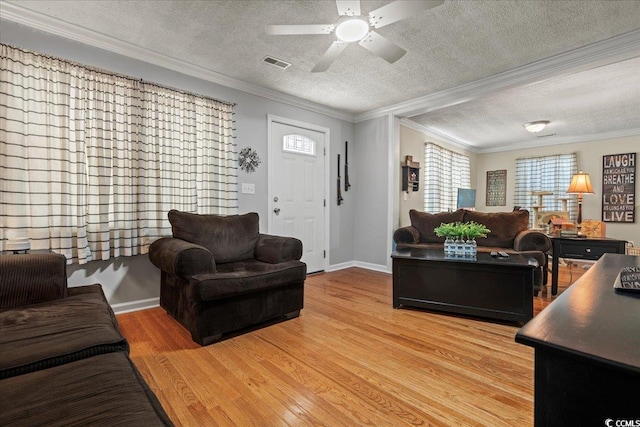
<box><xmin>550</xmin><ymin>236</ymin><xmax>626</xmax><ymax>295</ymax></box>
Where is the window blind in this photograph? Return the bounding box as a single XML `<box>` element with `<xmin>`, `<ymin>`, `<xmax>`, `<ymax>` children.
<box><xmin>514</xmin><ymin>154</ymin><xmax>578</xmax><ymax>225</ymax></box>
<box><xmin>424</xmin><ymin>143</ymin><xmax>471</xmax><ymax>213</ymax></box>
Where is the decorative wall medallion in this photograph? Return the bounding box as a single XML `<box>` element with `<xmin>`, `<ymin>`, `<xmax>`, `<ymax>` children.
<box><xmin>238</xmin><ymin>147</ymin><xmax>261</xmax><ymax>174</ymax></box>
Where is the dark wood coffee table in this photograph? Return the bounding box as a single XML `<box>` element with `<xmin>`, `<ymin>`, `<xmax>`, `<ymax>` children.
<box><xmin>391</xmin><ymin>247</ymin><xmax>538</xmax><ymax>323</ymax></box>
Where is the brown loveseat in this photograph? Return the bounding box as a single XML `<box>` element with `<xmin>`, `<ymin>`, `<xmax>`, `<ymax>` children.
<box><xmin>149</xmin><ymin>210</ymin><xmax>306</xmax><ymax>345</ymax></box>
<box><xmin>394</xmin><ymin>209</ymin><xmax>552</xmax><ymax>293</ymax></box>
<box><xmin>0</xmin><ymin>253</ymin><xmax>173</xmax><ymax>426</ymax></box>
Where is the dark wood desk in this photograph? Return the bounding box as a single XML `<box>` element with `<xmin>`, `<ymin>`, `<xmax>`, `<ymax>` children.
<box><xmin>550</xmin><ymin>236</ymin><xmax>626</xmax><ymax>295</ymax></box>
<box><xmin>516</xmin><ymin>254</ymin><xmax>640</xmax><ymax>426</ymax></box>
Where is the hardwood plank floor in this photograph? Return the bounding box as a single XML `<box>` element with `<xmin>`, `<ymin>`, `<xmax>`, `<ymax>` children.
<box><xmin>117</xmin><ymin>264</ymin><xmax>587</xmax><ymax>427</ymax></box>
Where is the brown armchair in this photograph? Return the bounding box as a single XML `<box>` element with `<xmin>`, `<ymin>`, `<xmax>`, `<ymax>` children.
<box><xmin>149</xmin><ymin>210</ymin><xmax>306</xmax><ymax>345</ymax></box>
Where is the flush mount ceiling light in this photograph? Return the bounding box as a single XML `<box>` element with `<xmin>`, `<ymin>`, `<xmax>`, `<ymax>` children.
<box><xmin>523</xmin><ymin>120</ymin><xmax>550</xmax><ymax>133</ymax></box>
<box><xmin>335</xmin><ymin>16</ymin><xmax>370</xmax><ymax>42</ymax></box>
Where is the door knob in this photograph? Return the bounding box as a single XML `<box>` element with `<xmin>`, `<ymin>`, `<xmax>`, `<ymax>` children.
<box><xmin>274</xmin><ymin>208</ymin><xmax>280</xmax><ymax>215</ymax></box>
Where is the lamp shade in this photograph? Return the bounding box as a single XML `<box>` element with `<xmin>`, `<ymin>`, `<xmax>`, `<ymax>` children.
<box><xmin>567</xmin><ymin>171</ymin><xmax>594</xmax><ymax>194</ymax></box>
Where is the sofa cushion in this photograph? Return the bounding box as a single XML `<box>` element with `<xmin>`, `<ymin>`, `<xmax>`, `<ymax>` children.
<box><xmin>190</xmin><ymin>259</ymin><xmax>307</xmax><ymax>301</ymax></box>
<box><xmin>463</xmin><ymin>210</ymin><xmax>529</xmax><ymax>248</ymax></box>
<box><xmin>409</xmin><ymin>209</ymin><xmax>465</xmax><ymax>243</ymax></box>
<box><xmin>0</xmin><ymin>253</ymin><xmax>68</xmax><ymax>310</ymax></box>
<box><xmin>0</xmin><ymin>284</ymin><xmax>128</xmax><ymax>379</ymax></box>
<box><xmin>168</xmin><ymin>210</ymin><xmax>259</xmax><ymax>263</ymax></box>
<box><xmin>0</xmin><ymin>352</ymin><xmax>173</xmax><ymax>426</ymax></box>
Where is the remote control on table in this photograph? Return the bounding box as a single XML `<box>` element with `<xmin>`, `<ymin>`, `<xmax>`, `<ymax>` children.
<box><xmin>498</xmin><ymin>251</ymin><xmax>509</xmax><ymax>257</ymax></box>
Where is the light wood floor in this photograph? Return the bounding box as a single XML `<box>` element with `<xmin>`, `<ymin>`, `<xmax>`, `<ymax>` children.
<box><xmin>117</xmin><ymin>265</ymin><xmax>587</xmax><ymax>427</ymax></box>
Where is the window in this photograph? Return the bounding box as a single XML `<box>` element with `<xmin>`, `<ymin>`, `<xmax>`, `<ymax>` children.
<box><xmin>424</xmin><ymin>143</ymin><xmax>471</xmax><ymax>213</ymax></box>
<box><xmin>283</xmin><ymin>134</ymin><xmax>316</xmax><ymax>156</ymax></box>
<box><xmin>514</xmin><ymin>154</ymin><xmax>578</xmax><ymax>224</ymax></box>
<box><xmin>0</xmin><ymin>44</ymin><xmax>237</xmax><ymax>264</ymax></box>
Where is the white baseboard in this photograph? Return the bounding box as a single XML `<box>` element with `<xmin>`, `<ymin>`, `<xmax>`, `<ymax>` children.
<box><xmin>111</xmin><ymin>297</ymin><xmax>159</xmax><ymax>315</ymax></box>
<box><xmin>328</xmin><ymin>261</ymin><xmax>391</xmax><ymax>274</ymax></box>
<box><xmin>353</xmin><ymin>261</ymin><xmax>392</xmax><ymax>274</ymax></box>
<box><xmin>327</xmin><ymin>261</ymin><xmax>356</xmax><ymax>272</ymax></box>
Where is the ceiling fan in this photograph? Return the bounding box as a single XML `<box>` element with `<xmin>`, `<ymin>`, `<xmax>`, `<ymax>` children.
<box><xmin>265</xmin><ymin>0</ymin><xmax>444</xmax><ymax>72</ymax></box>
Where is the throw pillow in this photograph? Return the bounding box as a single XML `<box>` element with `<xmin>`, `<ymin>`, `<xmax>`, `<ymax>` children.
<box><xmin>409</xmin><ymin>209</ymin><xmax>465</xmax><ymax>243</ymax></box>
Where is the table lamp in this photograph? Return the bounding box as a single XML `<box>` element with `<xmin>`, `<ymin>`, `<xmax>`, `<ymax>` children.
<box><xmin>566</xmin><ymin>170</ymin><xmax>594</xmax><ymax>230</ymax></box>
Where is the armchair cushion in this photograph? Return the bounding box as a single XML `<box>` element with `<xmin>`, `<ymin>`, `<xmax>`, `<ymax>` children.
<box><xmin>464</xmin><ymin>210</ymin><xmax>529</xmax><ymax>248</ymax></box>
<box><xmin>0</xmin><ymin>254</ymin><xmax>68</xmax><ymax>310</ymax></box>
<box><xmin>168</xmin><ymin>210</ymin><xmax>259</xmax><ymax>263</ymax></box>
<box><xmin>190</xmin><ymin>259</ymin><xmax>306</xmax><ymax>301</ymax></box>
<box><xmin>149</xmin><ymin>237</ymin><xmax>215</xmax><ymax>279</ymax></box>
<box><xmin>255</xmin><ymin>234</ymin><xmax>303</xmax><ymax>264</ymax></box>
<box><xmin>409</xmin><ymin>209</ymin><xmax>465</xmax><ymax>243</ymax></box>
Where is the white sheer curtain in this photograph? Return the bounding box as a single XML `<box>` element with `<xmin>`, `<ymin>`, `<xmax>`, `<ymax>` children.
<box><xmin>514</xmin><ymin>154</ymin><xmax>578</xmax><ymax>224</ymax></box>
<box><xmin>424</xmin><ymin>143</ymin><xmax>471</xmax><ymax>213</ymax></box>
<box><xmin>1</xmin><ymin>44</ymin><xmax>237</xmax><ymax>264</ymax></box>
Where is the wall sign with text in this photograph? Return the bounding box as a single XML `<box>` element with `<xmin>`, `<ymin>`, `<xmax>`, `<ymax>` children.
<box><xmin>486</xmin><ymin>169</ymin><xmax>507</xmax><ymax>206</ymax></box>
<box><xmin>602</xmin><ymin>152</ymin><xmax>635</xmax><ymax>223</ymax></box>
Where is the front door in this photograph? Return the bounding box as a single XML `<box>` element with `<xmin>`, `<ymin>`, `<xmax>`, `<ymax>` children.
<box><xmin>269</xmin><ymin>118</ymin><xmax>326</xmax><ymax>273</ymax></box>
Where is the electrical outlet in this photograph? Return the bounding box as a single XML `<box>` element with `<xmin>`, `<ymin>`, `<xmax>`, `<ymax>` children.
<box><xmin>241</xmin><ymin>183</ymin><xmax>255</xmax><ymax>194</ymax></box>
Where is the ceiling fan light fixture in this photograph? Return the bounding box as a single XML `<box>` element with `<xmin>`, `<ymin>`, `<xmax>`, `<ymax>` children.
<box><xmin>524</xmin><ymin>120</ymin><xmax>550</xmax><ymax>133</ymax></box>
<box><xmin>335</xmin><ymin>17</ymin><xmax>369</xmax><ymax>42</ymax></box>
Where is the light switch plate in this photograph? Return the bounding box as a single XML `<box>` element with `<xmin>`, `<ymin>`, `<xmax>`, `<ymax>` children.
<box><xmin>241</xmin><ymin>183</ymin><xmax>255</xmax><ymax>194</ymax></box>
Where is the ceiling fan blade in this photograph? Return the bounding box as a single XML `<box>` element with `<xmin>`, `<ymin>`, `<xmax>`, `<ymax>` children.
<box><xmin>359</xmin><ymin>31</ymin><xmax>406</xmax><ymax>64</ymax></box>
<box><xmin>369</xmin><ymin>0</ymin><xmax>444</xmax><ymax>28</ymax></box>
<box><xmin>265</xmin><ymin>24</ymin><xmax>333</xmax><ymax>35</ymax></box>
<box><xmin>312</xmin><ymin>41</ymin><xmax>349</xmax><ymax>72</ymax></box>
<box><xmin>336</xmin><ymin>0</ymin><xmax>361</xmax><ymax>16</ymax></box>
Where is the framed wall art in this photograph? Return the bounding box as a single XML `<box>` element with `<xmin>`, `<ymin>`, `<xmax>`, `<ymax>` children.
<box><xmin>486</xmin><ymin>169</ymin><xmax>507</xmax><ymax>206</ymax></box>
<box><xmin>602</xmin><ymin>152</ymin><xmax>636</xmax><ymax>223</ymax></box>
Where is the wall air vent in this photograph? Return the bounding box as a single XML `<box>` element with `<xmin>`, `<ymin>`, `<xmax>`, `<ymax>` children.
<box><xmin>262</xmin><ymin>56</ymin><xmax>291</xmax><ymax>70</ymax></box>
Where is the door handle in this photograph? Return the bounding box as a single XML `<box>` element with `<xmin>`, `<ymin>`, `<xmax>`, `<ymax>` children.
<box><xmin>274</xmin><ymin>208</ymin><xmax>280</xmax><ymax>215</ymax></box>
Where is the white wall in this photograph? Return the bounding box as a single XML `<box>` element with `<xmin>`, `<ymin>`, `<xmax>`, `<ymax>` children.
<box><xmin>476</xmin><ymin>135</ymin><xmax>640</xmax><ymax>246</ymax></box>
<box><xmin>351</xmin><ymin>116</ymin><xmax>392</xmax><ymax>269</ymax></box>
<box><xmin>1</xmin><ymin>19</ymin><xmax>355</xmax><ymax>310</ymax></box>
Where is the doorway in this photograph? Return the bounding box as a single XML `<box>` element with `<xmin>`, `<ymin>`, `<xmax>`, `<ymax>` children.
<box><xmin>267</xmin><ymin>115</ymin><xmax>329</xmax><ymax>273</ymax></box>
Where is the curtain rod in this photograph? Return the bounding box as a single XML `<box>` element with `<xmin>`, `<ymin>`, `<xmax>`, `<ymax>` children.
<box><xmin>1</xmin><ymin>43</ymin><xmax>236</xmax><ymax>107</ymax></box>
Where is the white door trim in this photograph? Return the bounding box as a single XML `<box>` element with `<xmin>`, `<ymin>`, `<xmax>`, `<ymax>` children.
<box><xmin>267</xmin><ymin>114</ymin><xmax>330</xmax><ymax>272</ymax></box>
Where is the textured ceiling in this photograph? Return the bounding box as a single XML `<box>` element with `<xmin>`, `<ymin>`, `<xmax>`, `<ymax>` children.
<box><xmin>2</xmin><ymin>0</ymin><xmax>640</xmax><ymax>151</ymax></box>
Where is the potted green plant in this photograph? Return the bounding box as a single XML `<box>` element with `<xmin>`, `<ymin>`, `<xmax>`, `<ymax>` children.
<box><xmin>434</xmin><ymin>221</ymin><xmax>491</xmax><ymax>256</ymax></box>
<box><xmin>460</xmin><ymin>221</ymin><xmax>490</xmax><ymax>240</ymax></box>
<box><xmin>434</xmin><ymin>222</ymin><xmax>462</xmax><ymax>255</ymax></box>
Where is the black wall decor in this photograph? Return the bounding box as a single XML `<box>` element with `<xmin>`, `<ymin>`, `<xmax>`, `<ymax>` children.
<box><xmin>602</xmin><ymin>152</ymin><xmax>636</xmax><ymax>223</ymax></box>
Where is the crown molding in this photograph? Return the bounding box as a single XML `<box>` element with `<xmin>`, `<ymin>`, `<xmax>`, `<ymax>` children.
<box><xmin>399</xmin><ymin>119</ymin><xmax>479</xmax><ymax>153</ymax></box>
<box><xmin>401</xmin><ymin>119</ymin><xmax>640</xmax><ymax>155</ymax></box>
<box><xmin>476</xmin><ymin>128</ymin><xmax>640</xmax><ymax>154</ymax></box>
<box><xmin>0</xmin><ymin>2</ymin><xmax>355</xmax><ymax>122</ymax></box>
<box><xmin>356</xmin><ymin>28</ymin><xmax>640</xmax><ymax>122</ymax></box>
<box><xmin>3</xmin><ymin>2</ymin><xmax>639</xmax><ymax>132</ymax></box>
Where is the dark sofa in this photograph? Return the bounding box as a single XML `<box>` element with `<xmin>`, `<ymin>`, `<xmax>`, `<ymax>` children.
<box><xmin>0</xmin><ymin>253</ymin><xmax>173</xmax><ymax>426</ymax></box>
<box><xmin>394</xmin><ymin>209</ymin><xmax>552</xmax><ymax>293</ymax></box>
<box><xmin>149</xmin><ymin>210</ymin><xmax>306</xmax><ymax>345</ymax></box>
